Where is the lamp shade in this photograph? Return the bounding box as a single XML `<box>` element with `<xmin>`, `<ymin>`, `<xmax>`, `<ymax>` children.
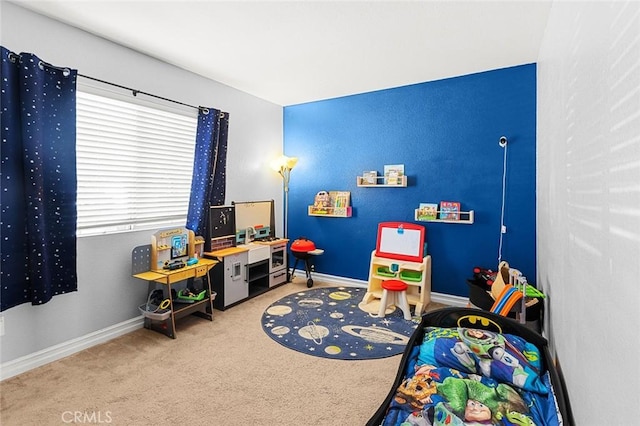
<box><xmin>284</xmin><ymin>156</ymin><xmax>298</xmax><ymax>169</ymax></box>
<box><xmin>271</xmin><ymin>155</ymin><xmax>298</xmax><ymax>171</ymax></box>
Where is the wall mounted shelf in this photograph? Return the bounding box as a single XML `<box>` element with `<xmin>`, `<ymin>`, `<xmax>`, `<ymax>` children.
<box><xmin>309</xmin><ymin>190</ymin><xmax>352</xmax><ymax>217</ymax></box>
<box><xmin>308</xmin><ymin>206</ymin><xmax>352</xmax><ymax>217</ymax></box>
<box><xmin>356</xmin><ymin>175</ymin><xmax>407</xmax><ymax>187</ymax></box>
<box><xmin>414</xmin><ymin>209</ymin><xmax>475</xmax><ymax>224</ymax></box>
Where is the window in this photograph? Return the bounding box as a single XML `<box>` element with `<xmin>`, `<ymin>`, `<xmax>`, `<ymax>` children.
<box><xmin>76</xmin><ymin>86</ymin><xmax>198</xmax><ymax>236</ymax></box>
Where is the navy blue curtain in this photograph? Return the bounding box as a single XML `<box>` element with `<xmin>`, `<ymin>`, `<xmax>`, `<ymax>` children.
<box><xmin>186</xmin><ymin>108</ymin><xmax>229</xmax><ymax>249</ymax></box>
<box><xmin>1</xmin><ymin>47</ymin><xmax>78</xmax><ymax>311</ymax></box>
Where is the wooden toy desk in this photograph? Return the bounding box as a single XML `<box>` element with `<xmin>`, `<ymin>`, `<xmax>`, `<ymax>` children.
<box><xmin>133</xmin><ymin>254</ymin><xmax>217</xmax><ymax>339</ymax></box>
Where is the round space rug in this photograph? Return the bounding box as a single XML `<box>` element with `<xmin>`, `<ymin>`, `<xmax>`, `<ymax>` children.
<box><xmin>261</xmin><ymin>286</ymin><xmax>419</xmax><ymax>360</ymax></box>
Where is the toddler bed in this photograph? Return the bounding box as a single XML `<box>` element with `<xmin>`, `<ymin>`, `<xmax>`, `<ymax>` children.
<box><xmin>367</xmin><ymin>307</ymin><xmax>572</xmax><ymax>426</ymax></box>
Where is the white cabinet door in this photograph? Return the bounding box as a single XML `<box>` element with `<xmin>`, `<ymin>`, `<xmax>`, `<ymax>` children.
<box><xmin>224</xmin><ymin>251</ymin><xmax>248</xmax><ymax>306</ymax></box>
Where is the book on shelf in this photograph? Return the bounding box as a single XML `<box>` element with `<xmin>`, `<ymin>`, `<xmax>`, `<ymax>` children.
<box><xmin>313</xmin><ymin>191</ymin><xmax>331</xmax><ymax>208</ymax></box>
<box><xmin>439</xmin><ymin>201</ymin><xmax>461</xmax><ymax>220</ymax></box>
<box><xmin>329</xmin><ymin>191</ymin><xmax>351</xmax><ymax>208</ymax></box>
<box><xmin>417</xmin><ymin>203</ymin><xmax>438</xmax><ymax>221</ymax></box>
<box><xmin>362</xmin><ymin>170</ymin><xmax>377</xmax><ymax>184</ymax></box>
<box><xmin>384</xmin><ymin>164</ymin><xmax>404</xmax><ymax>185</ymax></box>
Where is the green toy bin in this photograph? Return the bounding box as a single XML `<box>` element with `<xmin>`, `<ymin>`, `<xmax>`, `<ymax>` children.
<box><xmin>399</xmin><ymin>270</ymin><xmax>422</xmax><ymax>282</ymax></box>
<box><xmin>177</xmin><ymin>289</ymin><xmax>207</xmax><ymax>302</ymax></box>
<box><xmin>376</xmin><ymin>266</ymin><xmax>397</xmax><ymax>277</ymax></box>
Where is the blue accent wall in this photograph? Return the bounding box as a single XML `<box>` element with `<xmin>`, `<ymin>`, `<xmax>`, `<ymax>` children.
<box><xmin>284</xmin><ymin>64</ymin><xmax>536</xmax><ymax>297</ymax></box>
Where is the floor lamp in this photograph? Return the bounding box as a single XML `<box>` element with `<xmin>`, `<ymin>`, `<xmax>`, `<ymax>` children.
<box><xmin>271</xmin><ymin>155</ymin><xmax>298</xmax><ymax>240</ymax></box>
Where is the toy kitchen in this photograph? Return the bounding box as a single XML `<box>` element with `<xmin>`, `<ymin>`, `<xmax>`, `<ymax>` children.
<box><xmin>204</xmin><ymin>200</ymin><xmax>288</xmax><ymax>310</ymax></box>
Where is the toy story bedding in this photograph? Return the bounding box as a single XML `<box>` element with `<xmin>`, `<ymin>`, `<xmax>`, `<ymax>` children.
<box><xmin>366</xmin><ymin>307</ymin><xmax>571</xmax><ymax>426</ymax></box>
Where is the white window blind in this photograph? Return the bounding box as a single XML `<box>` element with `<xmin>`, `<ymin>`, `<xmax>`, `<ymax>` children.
<box><xmin>76</xmin><ymin>90</ymin><xmax>198</xmax><ymax>236</ymax></box>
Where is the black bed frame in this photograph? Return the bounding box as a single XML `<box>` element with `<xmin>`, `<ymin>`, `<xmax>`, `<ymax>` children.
<box><xmin>366</xmin><ymin>307</ymin><xmax>574</xmax><ymax>426</ymax></box>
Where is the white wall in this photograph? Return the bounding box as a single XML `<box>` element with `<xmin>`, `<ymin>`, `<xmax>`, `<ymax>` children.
<box><xmin>0</xmin><ymin>3</ymin><xmax>284</xmax><ymax>368</ymax></box>
<box><xmin>537</xmin><ymin>1</ymin><xmax>640</xmax><ymax>424</ymax></box>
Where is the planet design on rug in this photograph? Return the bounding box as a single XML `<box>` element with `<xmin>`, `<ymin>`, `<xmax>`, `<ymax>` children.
<box><xmin>328</xmin><ymin>291</ymin><xmax>352</xmax><ymax>301</ymax></box>
<box><xmin>261</xmin><ymin>286</ymin><xmax>418</xmax><ymax>360</ymax></box>
<box><xmin>325</xmin><ymin>345</ymin><xmax>342</xmax><ymax>355</ymax></box>
<box><xmin>270</xmin><ymin>326</ymin><xmax>290</xmax><ymax>336</ymax></box>
<box><xmin>297</xmin><ymin>298</ymin><xmax>324</xmax><ymax>308</ymax></box>
<box><xmin>341</xmin><ymin>325</ymin><xmax>410</xmax><ymax>345</ymax></box>
<box><xmin>298</xmin><ymin>322</ymin><xmax>330</xmax><ymax>343</ymax></box>
<box><xmin>266</xmin><ymin>305</ymin><xmax>293</xmax><ymax>316</ymax></box>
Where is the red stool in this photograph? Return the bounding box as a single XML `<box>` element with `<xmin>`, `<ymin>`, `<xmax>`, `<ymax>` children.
<box><xmin>377</xmin><ymin>279</ymin><xmax>412</xmax><ymax>320</ymax></box>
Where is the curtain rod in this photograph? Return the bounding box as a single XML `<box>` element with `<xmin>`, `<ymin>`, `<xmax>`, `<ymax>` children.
<box><xmin>78</xmin><ymin>73</ymin><xmax>218</xmax><ymax>116</ymax></box>
<box><xmin>8</xmin><ymin>51</ymin><xmax>222</xmax><ymax>117</ymax></box>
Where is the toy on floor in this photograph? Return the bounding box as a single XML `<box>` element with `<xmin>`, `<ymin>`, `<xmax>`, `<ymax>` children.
<box><xmin>467</xmin><ymin>261</ymin><xmax>545</xmax><ymax>330</ymax></box>
<box><xmin>471</xmin><ymin>266</ymin><xmax>497</xmax><ymax>290</ymax></box>
<box><xmin>290</xmin><ymin>237</ymin><xmax>324</xmax><ymax>288</ymax></box>
<box><xmin>490</xmin><ymin>283</ymin><xmax>524</xmax><ymax>317</ymax></box>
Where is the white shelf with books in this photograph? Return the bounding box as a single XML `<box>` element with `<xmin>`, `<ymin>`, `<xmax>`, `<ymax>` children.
<box><xmin>414</xmin><ymin>201</ymin><xmax>474</xmax><ymax>224</ymax></box>
<box><xmin>308</xmin><ymin>190</ymin><xmax>353</xmax><ymax>217</ymax></box>
<box><xmin>308</xmin><ymin>206</ymin><xmax>353</xmax><ymax>217</ymax></box>
<box><xmin>356</xmin><ymin>174</ymin><xmax>407</xmax><ymax>187</ymax></box>
<box><xmin>357</xmin><ymin>165</ymin><xmax>407</xmax><ymax>187</ymax></box>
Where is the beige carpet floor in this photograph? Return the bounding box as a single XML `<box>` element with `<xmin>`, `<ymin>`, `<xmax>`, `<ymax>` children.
<box><xmin>1</xmin><ymin>279</ymin><xmax>448</xmax><ymax>426</ymax></box>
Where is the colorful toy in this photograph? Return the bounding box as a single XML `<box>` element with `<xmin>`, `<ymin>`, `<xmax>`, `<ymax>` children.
<box><xmin>490</xmin><ymin>284</ymin><xmax>524</xmax><ymax>317</ymax></box>
<box><xmin>472</xmin><ymin>266</ymin><xmax>496</xmax><ymax>290</ymax></box>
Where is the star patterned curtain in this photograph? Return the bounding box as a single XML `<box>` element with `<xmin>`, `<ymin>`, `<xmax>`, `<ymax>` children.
<box><xmin>186</xmin><ymin>108</ymin><xmax>229</xmax><ymax>249</ymax></box>
<box><xmin>1</xmin><ymin>46</ymin><xmax>78</xmax><ymax>311</ymax></box>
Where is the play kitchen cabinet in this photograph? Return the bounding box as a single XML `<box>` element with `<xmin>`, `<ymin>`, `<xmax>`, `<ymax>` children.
<box><xmin>246</xmin><ymin>243</ymin><xmax>270</xmax><ymax>297</ymax></box>
<box><xmin>205</xmin><ymin>239</ymin><xmax>288</xmax><ymax>310</ymax></box>
<box><xmin>256</xmin><ymin>238</ymin><xmax>288</xmax><ymax>287</ymax></box>
<box><xmin>208</xmin><ymin>246</ymin><xmax>249</xmax><ymax>310</ymax></box>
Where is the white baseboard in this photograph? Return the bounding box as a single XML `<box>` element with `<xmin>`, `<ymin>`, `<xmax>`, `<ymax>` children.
<box><xmin>0</xmin><ymin>316</ymin><xmax>144</xmax><ymax>382</ymax></box>
<box><xmin>297</xmin><ymin>271</ymin><xmax>469</xmax><ymax>307</ymax></box>
<box><xmin>2</xmin><ymin>273</ymin><xmax>468</xmax><ymax>381</ymax></box>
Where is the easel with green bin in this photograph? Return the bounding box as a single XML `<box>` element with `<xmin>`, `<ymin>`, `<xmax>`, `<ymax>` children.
<box><xmin>361</xmin><ymin>222</ymin><xmax>432</xmax><ymax>316</ymax></box>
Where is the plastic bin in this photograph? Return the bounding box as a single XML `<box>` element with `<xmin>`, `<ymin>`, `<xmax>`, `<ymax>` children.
<box><xmin>399</xmin><ymin>270</ymin><xmax>422</xmax><ymax>282</ymax></box>
<box><xmin>139</xmin><ymin>303</ymin><xmax>171</xmax><ymax>321</ymax></box>
<box><xmin>177</xmin><ymin>289</ymin><xmax>207</xmax><ymax>302</ymax></box>
<box><xmin>376</xmin><ymin>266</ymin><xmax>397</xmax><ymax>277</ymax></box>
<box><xmin>466</xmin><ymin>279</ymin><xmax>542</xmax><ymax>332</ymax></box>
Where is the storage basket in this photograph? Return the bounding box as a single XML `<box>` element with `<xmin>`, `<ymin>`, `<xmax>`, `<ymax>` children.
<box><xmin>399</xmin><ymin>270</ymin><xmax>422</xmax><ymax>282</ymax></box>
<box><xmin>177</xmin><ymin>288</ymin><xmax>207</xmax><ymax>302</ymax></box>
<box><xmin>138</xmin><ymin>303</ymin><xmax>171</xmax><ymax>321</ymax></box>
<box><xmin>376</xmin><ymin>266</ymin><xmax>397</xmax><ymax>277</ymax></box>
